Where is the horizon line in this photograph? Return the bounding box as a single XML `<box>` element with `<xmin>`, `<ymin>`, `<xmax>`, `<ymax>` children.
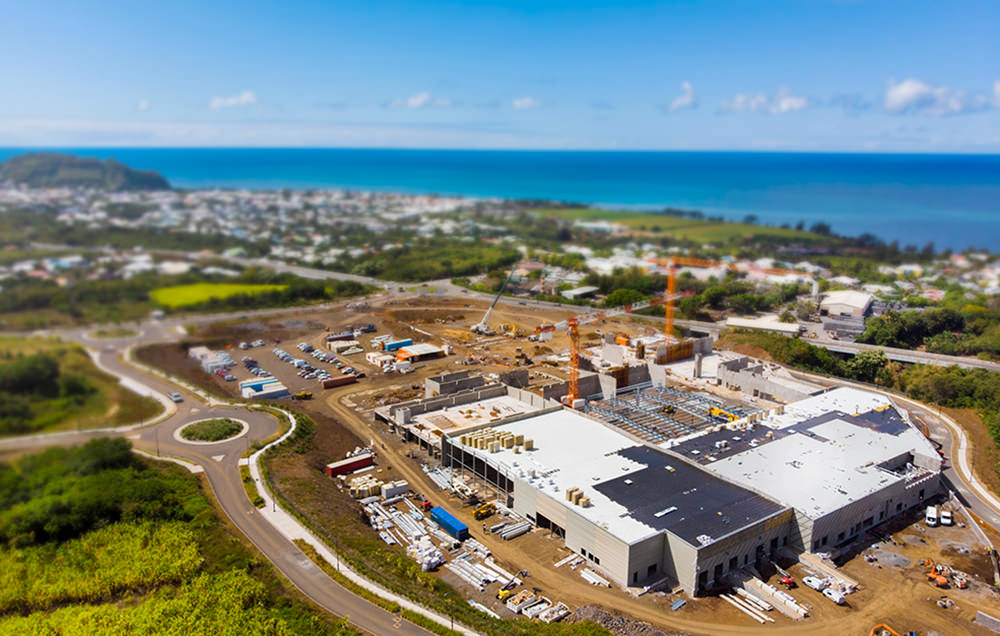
<box><xmin>1</xmin><ymin>145</ymin><xmax>999</xmax><ymax>157</ymax></box>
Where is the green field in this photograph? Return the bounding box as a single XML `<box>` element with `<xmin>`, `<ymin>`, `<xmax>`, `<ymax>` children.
<box><xmin>150</xmin><ymin>283</ymin><xmax>287</xmax><ymax>308</ymax></box>
<box><xmin>0</xmin><ymin>335</ymin><xmax>161</xmax><ymax>436</ymax></box>
<box><xmin>536</xmin><ymin>207</ymin><xmax>823</xmax><ymax>243</ymax></box>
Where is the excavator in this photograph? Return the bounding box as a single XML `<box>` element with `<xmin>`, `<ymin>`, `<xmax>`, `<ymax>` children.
<box><xmin>867</xmin><ymin>625</ymin><xmax>900</xmax><ymax>636</ymax></box>
<box><xmin>922</xmin><ymin>559</ymin><xmax>949</xmax><ymax>588</ymax></box>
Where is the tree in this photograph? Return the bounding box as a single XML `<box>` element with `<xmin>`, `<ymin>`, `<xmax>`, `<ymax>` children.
<box><xmin>603</xmin><ymin>288</ymin><xmax>647</xmax><ymax>308</ymax></box>
<box><xmin>845</xmin><ymin>349</ymin><xmax>888</xmax><ymax>384</ymax></box>
<box><xmin>810</xmin><ymin>221</ymin><xmax>832</xmax><ymax>236</ymax></box>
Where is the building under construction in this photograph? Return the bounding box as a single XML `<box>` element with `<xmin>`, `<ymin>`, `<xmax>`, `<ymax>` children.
<box><xmin>433</xmin><ymin>380</ymin><xmax>941</xmax><ymax>595</ymax></box>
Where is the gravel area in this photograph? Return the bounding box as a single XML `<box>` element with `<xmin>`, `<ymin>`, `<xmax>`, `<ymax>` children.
<box><xmin>567</xmin><ymin>606</ymin><xmax>689</xmax><ymax>636</ymax></box>
<box><xmin>871</xmin><ymin>549</ymin><xmax>911</xmax><ymax>568</ymax></box>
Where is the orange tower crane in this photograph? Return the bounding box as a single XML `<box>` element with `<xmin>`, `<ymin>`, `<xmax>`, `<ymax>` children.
<box><xmin>535</xmin><ymin>291</ymin><xmax>690</xmax><ymax>407</ymax></box>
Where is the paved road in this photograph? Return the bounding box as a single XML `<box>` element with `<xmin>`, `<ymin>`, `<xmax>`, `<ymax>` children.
<box><xmin>0</xmin><ymin>328</ymin><xmax>434</xmax><ymax>636</ymax></box>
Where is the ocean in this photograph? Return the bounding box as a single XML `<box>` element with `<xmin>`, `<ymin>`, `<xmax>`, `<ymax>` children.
<box><xmin>1</xmin><ymin>148</ymin><xmax>997</xmax><ymax>250</ymax></box>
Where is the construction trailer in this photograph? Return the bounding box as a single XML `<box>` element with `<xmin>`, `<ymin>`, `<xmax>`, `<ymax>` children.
<box><xmin>383</xmin><ymin>338</ymin><xmax>413</xmax><ymax>352</ymax></box>
<box><xmin>325</xmin><ymin>451</ymin><xmax>374</xmax><ymax>477</ymax></box>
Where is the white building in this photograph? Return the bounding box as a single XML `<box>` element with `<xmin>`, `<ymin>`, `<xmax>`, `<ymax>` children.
<box><xmin>673</xmin><ymin>388</ymin><xmax>940</xmax><ymax>554</ymax></box>
<box><xmin>443</xmin><ymin>409</ymin><xmax>793</xmax><ymax>594</ymax></box>
<box><xmin>820</xmin><ymin>290</ymin><xmax>873</xmax><ymax>317</ymax></box>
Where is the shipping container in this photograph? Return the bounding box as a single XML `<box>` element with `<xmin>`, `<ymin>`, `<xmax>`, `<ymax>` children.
<box><xmin>430</xmin><ymin>506</ymin><xmax>469</xmax><ymax>541</ymax></box>
<box><xmin>325</xmin><ymin>451</ymin><xmax>374</xmax><ymax>477</ymax></box>
<box><xmin>383</xmin><ymin>338</ymin><xmax>413</xmax><ymax>352</ymax></box>
<box><xmin>321</xmin><ymin>375</ymin><xmax>358</xmax><ymax>389</ymax></box>
<box><xmin>325</xmin><ymin>331</ymin><xmax>355</xmax><ymax>342</ymax></box>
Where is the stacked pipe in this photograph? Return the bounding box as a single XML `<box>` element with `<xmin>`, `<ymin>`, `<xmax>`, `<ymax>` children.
<box><xmin>499</xmin><ymin>521</ymin><xmax>531</xmax><ymax>540</ymax></box>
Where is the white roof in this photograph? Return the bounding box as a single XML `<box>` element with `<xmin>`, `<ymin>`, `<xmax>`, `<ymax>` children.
<box><xmin>820</xmin><ymin>290</ymin><xmax>873</xmax><ymax>310</ymax></box>
<box><xmin>726</xmin><ymin>314</ymin><xmax>801</xmax><ymax>334</ymax></box>
<box><xmin>702</xmin><ymin>388</ymin><xmax>939</xmax><ymax>519</ymax></box>
<box><xmin>399</xmin><ymin>343</ymin><xmax>443</xmax><ymax>356</ymax></box>
<box><xmin>454</xmin><ymin>410</ymin><xmax>657</xmax><ymax>543</ymax></box>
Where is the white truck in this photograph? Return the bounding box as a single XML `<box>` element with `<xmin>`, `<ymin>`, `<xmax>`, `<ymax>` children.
<box><xmin>925</xmin><ymin>505</ymin><xmax>939</xmax><ymax>527</ymax></box>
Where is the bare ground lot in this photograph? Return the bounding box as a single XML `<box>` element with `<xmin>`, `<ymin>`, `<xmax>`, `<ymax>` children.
<box><xmin>137</xmin><ymin>296</ymin><xmax>1000</xmax><ymax>636</ymax></box>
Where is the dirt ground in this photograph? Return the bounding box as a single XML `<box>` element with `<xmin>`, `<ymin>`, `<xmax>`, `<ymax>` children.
<box><xmin>139</xmin><ymin>296</ymin><xmax>1000</xmax><ymax>636</ymax></box>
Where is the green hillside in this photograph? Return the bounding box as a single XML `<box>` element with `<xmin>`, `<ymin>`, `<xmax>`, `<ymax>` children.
<box><xmin>0</xmin><ymin>153</ymin><xmax>170</xmax><ymax>191</ymax></box>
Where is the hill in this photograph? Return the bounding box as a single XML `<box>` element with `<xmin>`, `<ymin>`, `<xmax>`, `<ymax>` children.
<box><xmin>0</xmin><ymin>152</ymin><xmax>170</xmax><ymax>191</ymax></box>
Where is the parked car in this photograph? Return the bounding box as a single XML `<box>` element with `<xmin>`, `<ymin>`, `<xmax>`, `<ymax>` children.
<box><xmin>168</xmin><ymin>392</ymin><xmax>183</xmax><ymax>403</ymax></box>
<box><xmin>223</xmin><ymin>374</ymin><xmax>236</xmax><ymax>381</ymax></box>
<box><xmin>940</xmin><ymin>509</ymin><xmax>953</xmax><ymax>526</ymax></box>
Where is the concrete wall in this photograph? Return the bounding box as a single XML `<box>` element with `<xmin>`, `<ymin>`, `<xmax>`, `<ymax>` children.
<box><xmin>392</xmin><ymin>384</ymin><xmax>507</xmax><ymax>425</ymax></box>
<box><xmin>809</xmin><ymin>471</ymin><xmax>940</xmax><ymax>552</ymax></box>
<box><xmin>541</xmin><ymin>372</ymin><xmax>602</xmax><ymax>400</ymax></box>
<box><xmin>499</xmin><ymin>368</ymin><xmax>530</xmax><ymax>388</ymax></box>
<box><xmin>689</xmin><ymin>508</ymin><xmax>796</xmax><ymax>594</ymax></box>
<box><xmin>424</xmin><ymin>370</ymin><xmax>485</xmax><ymax>398</ymax></box>
<box><xmin>718</xmin><ymin>356</ymin><xmax>815</xmax><ymax>402</ymax></box>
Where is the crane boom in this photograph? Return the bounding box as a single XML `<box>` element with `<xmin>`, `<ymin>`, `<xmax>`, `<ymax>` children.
<box><xmin>471</xmin><ymin>269</ymin><xmax>514</xmax><ymax>334</ymax></box>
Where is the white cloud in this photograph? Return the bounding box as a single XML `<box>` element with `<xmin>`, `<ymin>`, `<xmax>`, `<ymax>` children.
<box><xmin>667</xmin><ymin>81</ymin><xmax>697</xmax><ymax>112</ymax></box>
<box><xmin>388</xmin><ymin>91</ymin><xmax>453</xmax><ymax>109</ymax></box>
<box><xmin>720</xmin><ymin>86</ymin><xmax>808</xmax><ymax>114</ymax></box>
<box><xmin>884</xmin><ymin>78</ymin><xmax>989</xmax><ymax>116</ymax></box>
<box><xmin>209</xmin><ymin>90</ymin><xmax>257</xmax><ymax>110</ymax></box>
<box><xmin>771</xmin><ymin>87</ymin><xmax>808</xmax><ymax>114</ymax></box>
<box><xmin>136</xmin><ymin>99</ymin><xmax>150</xmax><ymax>112</ymax></box>
<box><xmin>512</xmin><ymin>96</ymin><xmax>540</xmax><ymax>110</ymax></box>
<box><xmin>406</xmin><ymin>91</ymin><xmax>431</xmax><ymax>108</ymax></box>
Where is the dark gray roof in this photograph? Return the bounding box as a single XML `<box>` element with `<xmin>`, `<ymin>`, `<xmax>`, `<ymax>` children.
<box><xmin>593</xmin><ymin>446</ymin><xmax>786</xmax><ymax>548</ymax></box>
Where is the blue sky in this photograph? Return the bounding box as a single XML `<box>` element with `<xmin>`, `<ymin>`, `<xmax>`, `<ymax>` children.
<box><xmin>1</xmin><ymin>0</ymin><xmax>998</xmax><ymax>151</ymax></box>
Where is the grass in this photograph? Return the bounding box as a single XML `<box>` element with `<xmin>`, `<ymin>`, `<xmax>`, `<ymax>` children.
<box><xmin>535</xmin><ymin>207</ymin><xmax>824</xmax><ymax>243</ymax></box>
<box><xmin>240</xmin><ymin>464</ymin><xmax>266</xmax><ymax>508</ymax></box>
<box><xmin>150</xmin><ymin>283</ymin><xmax>287</xmax><ymax>308</ymax></box>
<box><xmin>0</xmin><ymin>521</ymin><xmax>202</xmax><ymax>613</ymax></box>
<box><xmin>180</xmin><ymin>418</ymin><xmax>243</xmax><ymax>442</ymax></box>
<box><xmin>0</xmin><ymin>335</ymin><xmax>161</xmax><ymax>436</ymax></box>
<box><xmin>89</xmin><ymin>327</ymin><xmax>139</xmax><ymax>338</ymax></box>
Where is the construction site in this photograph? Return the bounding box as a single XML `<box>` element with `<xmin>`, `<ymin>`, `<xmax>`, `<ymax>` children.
<box><xmin>156</xmin><ymin>262</ymin><xmax>1000</xmax><ymax>635</ymax></box>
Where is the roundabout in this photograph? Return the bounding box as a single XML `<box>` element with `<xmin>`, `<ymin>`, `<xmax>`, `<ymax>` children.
<box><xmin>173</xmin><ymin>417</ymin><xmax>249</xmax><ymax>444</ymax></box>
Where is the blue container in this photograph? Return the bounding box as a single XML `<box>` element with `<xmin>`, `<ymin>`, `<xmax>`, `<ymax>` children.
<box><xmin>430</xmin><ymin>506</ymin><xmax>469</xmax><ymax>541</ymax></box>
<box><xmin>384</xmin><ymin>338</ymin><xmax>413</xmax><ymax>352</ymax></box>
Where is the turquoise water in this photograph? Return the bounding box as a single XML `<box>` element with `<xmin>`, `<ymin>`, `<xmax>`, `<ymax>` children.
<box><xmin>1</xmin><ymin>148</ymin><xmax>997</xmax><ymax>250</ymax></box>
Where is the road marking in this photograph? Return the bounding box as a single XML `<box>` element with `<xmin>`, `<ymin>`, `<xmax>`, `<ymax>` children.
<box><xmin>127</xmin><ymin>434</ymin><xmax>141</xmax><ymax>440</ymax></box>
<box><xmin>191</xmin><ymin>408</ymin><xmax>200</xmax><ymax>413</ymax></box>
<box><xmin>212</xmin><ymin>454</ymin><xmax>225</xmax><ymax>462</ymax></box>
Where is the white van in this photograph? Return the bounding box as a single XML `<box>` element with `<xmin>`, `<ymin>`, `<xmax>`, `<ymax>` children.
<box><xmin>925</xmin><ymin>506</ymin><xmax>939</xmax><ymax>527</ymax></box>
<box><xmin>940</xmin><ymin>509</ymin><xmax>954</xmax><ymax>526</ymax></box>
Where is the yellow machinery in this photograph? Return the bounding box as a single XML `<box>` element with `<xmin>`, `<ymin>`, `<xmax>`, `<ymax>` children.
<box><xmin>868</xmin><ymin>625</ymin><xmax>899</xmax><ymax>636</ymax></box>
<box><xmin>474</xmin><ymin>502</ymin><xmax>496</xmax><ymax>520</ymax></box>
<box><xmin>708</xmin><ymin>406</ymin><xmax>738</xmax><ymax>422</ymax></box>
